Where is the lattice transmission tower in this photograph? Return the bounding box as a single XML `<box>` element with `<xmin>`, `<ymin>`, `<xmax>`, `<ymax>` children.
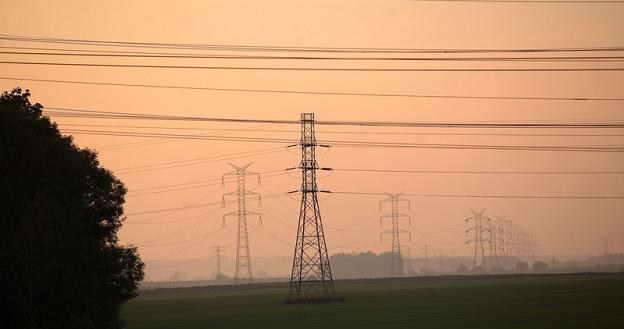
<box><xmin>288</xmin><ymin>113</ymin><xmax>337</xmax><ymax>303</ymax></box>
<box><xmin>489</xmin><ymin>217</ymin><xmax>505</xmax><ymax>269</ymax></box>
<box><xmin>502</xmin><ymin>219</ymin><xmax>513</xmax><ymax>258</ymax></box>
<box><xmin>222</xmin><ymin>163</ymin><xmax>262</xmax><ymax>285</ymax></box>
<box><xmin>508</xmin><ymin>222</ymin><xmax>521</xmax><ymax>258</ymax></box>
<box><xmin>519</xmin><ymin>231</ymin><xmax>536</xmax><ymax>262</ymax></box>
<box><xmin>210</xmin><ymin>245</ymin><xmax>227</xmax><ymax>281</ymax></box>
<box><xmin>466</xmin><ymin>209</ymin><xmax>491</xmax><ymax>271</ymax></box>
<box><xmin>602</xmin><ymin>237</ymin><xmax>610</xmax><ymax>256</ymax></box>
<box><xmin>379</xmin><ymin>193</ymin><xmax>411</xmax><ymax>277</ymax></box>
<box><xmin>423</xmin><ymin>244</ymin><xmax>429</xmax><ymax>273</ymax></box>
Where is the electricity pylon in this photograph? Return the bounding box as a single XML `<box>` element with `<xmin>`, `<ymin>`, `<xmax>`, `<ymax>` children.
<box><xmin>502</xmin><ymin>219</ymin><xmax>514</xmax><ymax>258</ymax></box>
<box><xmin>288</xmin><ymin>113</ymin><xmax>336</xmax><ymax>303</ymax></box>
<box><xmin>527</xmin><ymin>233</ymin><xmax>537</xmax><ymax>261</ymax></box>
<box><xmin>222</xmin><ymin>163</ymin><xmax>262</xmax><ymax>285</ymax></box>
<box><xmin>438</xmin><ymin>248</ymin><xmax>444</xmax><ymax>273</ymax></box>
<box><xmin>404</xmin><ymin>247</ymin><xmax>413</xmax><ymax>275</ymax></box>
<box><xmin>489</xmin><ymin>217</ymin><xmax>505</xmax><ymax>269</ymax></box>
<box><xmin>423</xmin><ymin>244</ymin><xmax>429</xmax><ymax>273</ymax></box>
<box><xmin>519</xmin><ymin>231</ymin><xmax>537</xmax><ymax>262</ymax></box>
<box><xmin>466</xmin><ymin>209</ymin><xmax>491</xmax><ymax>271</ymax></box>
<box><xmin>509</xmin><ymin>222</ymin><xmax>521</xmax><ymax>258</ymax></box>
<box><xmin>489</xmin><ymin>221</ymin><xmax>499</xmax><ymax>268</ymax></box>
<box><xmin>520</xmin><ymin>231</ymin><xmax>528</xmax><ymax>260</ymax></box>
<box><xmin>602</xmin><ymin>237</ymin><xmax>610</xmax><ymax>256</ymax></box>
<box><xmin>210</xmin><ymin>245</ymin><xmax>226</xmax><ymax>280</ymax></box>
<box><xmin>380</xmin><ymin>193</ymin><xmax>411</xmax><ymax>277</ymax></box>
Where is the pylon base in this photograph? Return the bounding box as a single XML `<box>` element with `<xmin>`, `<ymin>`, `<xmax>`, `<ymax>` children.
<box><xmin>283</xmin><ymin>296</ymin><xmax>346</xmax><ymax>304</ymax></box>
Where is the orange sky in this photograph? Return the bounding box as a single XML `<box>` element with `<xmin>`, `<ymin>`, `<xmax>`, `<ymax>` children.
<box><xmin>1</xmin><ymin>0</ymin><xmax>623</xmax><ymax>278</ymax></box>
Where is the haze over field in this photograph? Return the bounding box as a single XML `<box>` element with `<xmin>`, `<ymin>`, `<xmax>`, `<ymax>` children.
<box><xmin>1</xmin><ymin>0</ymin><xmax>623</xmax><ymax>282</ymax></box>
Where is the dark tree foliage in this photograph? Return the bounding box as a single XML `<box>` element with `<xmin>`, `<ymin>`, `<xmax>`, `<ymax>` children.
<box><xmin>0</xmin><ymin>88</ymin><xmax>144</xmax><ymax>329</ymax></box>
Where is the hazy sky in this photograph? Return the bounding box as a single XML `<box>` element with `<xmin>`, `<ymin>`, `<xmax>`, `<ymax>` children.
<box><xmin>1</xmin><ymin>0</ymin><xmax>623</xmax><ymax>277</ymax></box>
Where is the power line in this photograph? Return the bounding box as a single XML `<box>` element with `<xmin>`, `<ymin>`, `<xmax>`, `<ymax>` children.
<box><xmin>115</xmin><ymin>147</ymin><xmax>284</xmax><ymax>171</ymax></box>
<box><xmin>329</xmin><ymin>141</ymin><xmax>624</xmax><ymax>152</ymax></box>
<box><xmin>135</xmin><ymin>214</ymin><xmax>217</xmax><ymax>245</ymax></box>
<box><xmin>96</xmin><ymin>122</ymin><xmax>282</xmax><ymax>152</ymax></box>
<box><xmin>146</xmin><ymin>226</ymin><xmax>223</xmax><ymax>262</ymax></box>
<box><xmin>128</xmin><ymin>207</ymin><xmax>223</xmax><ymax>225</ymax></box>
<box><xmin>42</xmin><ymin>109</ymin><xmax>624</xmax><ymax>152</ymax></box>
<box><xmin>60</xmin><ymin>129</ymin><xmax>296</xmax><ymax>143</ymax></box>
<box><xmin>119</xmin><ymin>150</ymin><xmax>288</xmax><ymax>175</ymax></box>
<box><xmin>139</xmin><ymin>225</ymin><xmax>225</xmax><ymax>247</ymax></box>
<box><xmin>52</xmin><ymin>123</ymin><xmax>624</xmax><ymax>138</ymax></box>
<box><xmin>45</xmin><ymin>107</ymin><xmax>624</xmax><ymax>128</ymax></box>
<box><xmin>326</xmin><ymin>190</ymin><xmax>624</xmax><ymax>199</ymax></box>
<box><xmin>404</xmin><ymin>0</ymin><xmax>624</xmax><ymax>3</ymax></box>
<box><xmin>55</xmin><ymin>114</ymin><xmax>624</xmax><ymax>124</ymax></box>
<box><xmin>128</xmin><ymin>185</ymin><xmax>226</xmax><ymax>224</ymax></box>
<box><xmin>47</xmin><ymin>108</ymin><xmax>297</xmax><ymax>124</ymax></box>
<box><xmin>3</xmin><ymin>60</ymin><xmax>623</xmax><ymax>71</ymax></box>
<box><xmin>60</xmin><ymin>128</ymin><xmax>624</xmax><ymax>152</ymax></box>
<box><xmin>3</xmin><ymin>76</ymin><xmax>623</xmax><ymax>101</ymax></box>
<box><xmin>3</xmin><ymin>34</ymin><xmax>624</xmax><ymax>53</ymax></box>
<box><xmin>331</xmin><ymin>167</ymin><xmax>624</xmax><ymax>174</ymax></box>
<box><xmin>144</xmin><ymin>235</ymin><xmax>240</xmax><ymax>269</ymax></box>
<box><xmin>112</xmin><ymin>147</ymin><xmax>286</xmax><ymax>173</ymax></box>
<box><xmin>128</xmin><ymin>172</ymin><xmax>288</xmax><ymax>197</ymax></box>
<box><xmin>126</xmin><ymin>192</ymin><xmax>293</xmax><ymax>216</ymax></box>
<box><xmin>132</xmin><ymin>171</ymin><xmax>282</xmax><ymax>192</ymax></box>
<box><xmin>4</xmin><ymin>50</ymin><xmax>624</xmax><ymax>62</ymax></box>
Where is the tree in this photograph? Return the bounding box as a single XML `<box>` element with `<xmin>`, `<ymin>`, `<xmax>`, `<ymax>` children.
<box><xmin>514</xmin><ymin>261</ymin><xmax>530</xmax><ymax>273</ymax></box>
<box><xmin>472</xmin><ymin>265</ymin><xmax>487</xmax><ymax>274</ymax></box>
<box><xmin>0</xmin><ymin>88</ymin><xmax>144</xmax><ymax>329</ymax></box>
<box><xmin>532</xmin><ymin>260</ymin><xmax>549</xmax><ymax>273</ymax></box>
<box><xmin>456</xmin><ymin>264</ymin><xmax>469</xmax><ymax>274</ymax></box>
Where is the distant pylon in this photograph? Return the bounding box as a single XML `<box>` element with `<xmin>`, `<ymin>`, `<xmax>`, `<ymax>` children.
<box><xmin>489</xmin><ymin>217</ymin><xmax>505</xmax><ymax>269</ymax></box>
<box><xmin>210</xmin><ymin>245</ymin><xmax>226</xmax><ymax>280</ymax></box>
<box><xmin>466</xmin><ymin>209</ymin><xmax>491</xmax><ymax>271</ymax></box>
<box><xmin>438</xmin><ymin>248</ymin><xmax>444</xmax><ymax>273</ymax></box>
<box><xmin>602</xmin><ymin>237</ymin><xmax>609</xmax><ymax>256</ymax></box>
<box><xmin>222</xmin><ymin>163</ymin><xmax>262</xmax><ymax>285</ymax></box>
<box><xmin>380</xmin><ymin>193</ymin><xmax>411</xmax><ymax>277</ymax></box>
<box><xmin>509</xmin><ymin>222</ymin><xmax>521</xmax><ymax>258</ymax></box>
<box><xmin>520</xmin><ymin>231</ymin><xmax>537</xmax><ymax>263</ymax></box>
<box><xmin>288</xmin><ymin>113</ymin><xmax>336</xmax><ymax>303</ymax></box>
<box><xmin>527</xmin><ymin>233</ymin><xmax>537</xmax><ymax>262</ymax></box>
<box><xmin>494</xmin><ymin>216</ymin><xmax>507</xmax><ymax>257</ymax></box>
<box><xmin>423</xmin><ymin>244</ymin><xmax>429</xmax><ymax>273</ymax></box>
<box><xmin>502</xmin><ymin>219</ymin><xmax>513</xmax><ymax>258</ymax></box>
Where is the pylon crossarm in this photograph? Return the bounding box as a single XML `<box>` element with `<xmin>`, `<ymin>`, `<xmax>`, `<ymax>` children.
<box><xmin>379</xmin><ymin>198</ymin><xmax>393</xmax><ymax>210</ymax></box>
<box><xmin>222</xmin><ymin>213</ymin><xmax>237</xmax><ymax>228</ymax></box>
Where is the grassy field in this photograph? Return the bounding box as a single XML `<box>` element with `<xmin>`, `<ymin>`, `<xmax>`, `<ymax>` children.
<box><xmin>122</xmin><ymin>273</ymin><xmax>624</xmax><ymax>329</ymax></box>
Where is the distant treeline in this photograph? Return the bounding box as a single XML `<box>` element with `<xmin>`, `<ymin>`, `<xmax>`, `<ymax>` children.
<box><xmin>330</xmin><ymin>252</ymin><xmax>624</xmax><ymax>279</ymax></box>
<box><xmin>139</xmin><ymin>252</ymin><xmax>624</xmax><ymax>288</ymax></box>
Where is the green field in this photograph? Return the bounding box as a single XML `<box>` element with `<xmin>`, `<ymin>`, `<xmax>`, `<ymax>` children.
<box><xmin>122</xmin><ymin>273</ymin><xmax>624</xmax><ymax>329</ymax></box>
